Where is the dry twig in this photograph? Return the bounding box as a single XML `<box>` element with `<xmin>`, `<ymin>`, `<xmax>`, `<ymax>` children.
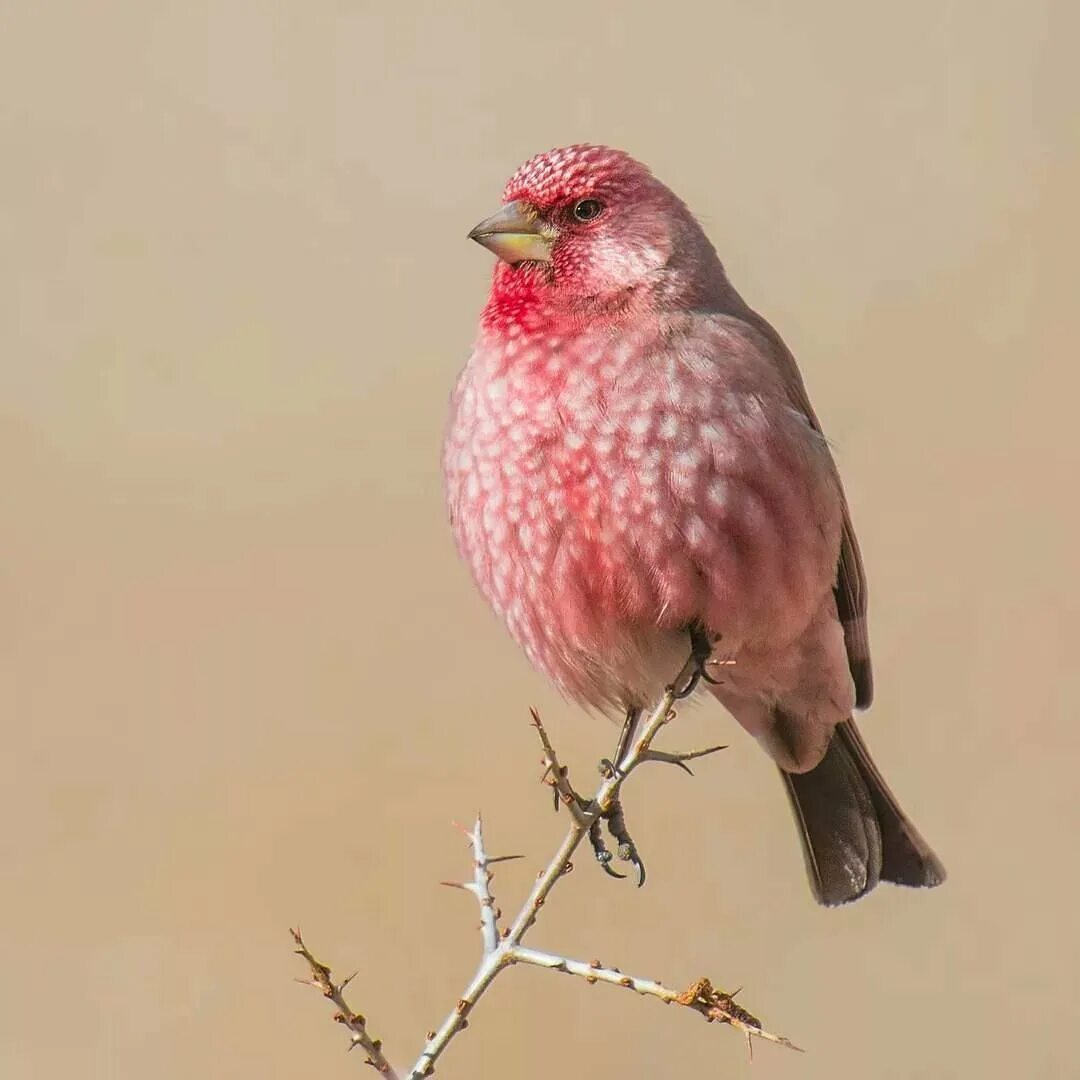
<box><xmin>292</xmin><ymin>928</ymin><xmax>399</xmax><ymax>1076</ymax></box>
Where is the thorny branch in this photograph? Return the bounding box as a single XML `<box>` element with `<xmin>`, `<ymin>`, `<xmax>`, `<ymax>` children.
<box><xmin>291</xmin><ymin>928</ymin><xmax>398</xmax><ymax>1076</ymax></box>
<box><xmin>293</xmin><ymin>655</ymin><xmax>800</xmax><ymax>1075</ymax></box>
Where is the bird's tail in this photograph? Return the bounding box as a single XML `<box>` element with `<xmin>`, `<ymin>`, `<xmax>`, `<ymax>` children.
<box><xmin>780</xmin><ymin>718</ymin><xmax>946</xmax><ymax>906</ymax></box>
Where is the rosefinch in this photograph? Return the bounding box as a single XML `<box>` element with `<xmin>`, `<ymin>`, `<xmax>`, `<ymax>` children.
<box><xmin>443</xmin><ymin>145</ymin><xmax>944</xmax><ymax>905</ymax></box>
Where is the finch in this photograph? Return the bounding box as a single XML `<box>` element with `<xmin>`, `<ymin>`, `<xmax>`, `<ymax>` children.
<box><xmin>443</xmin><ymin>145</ymin><xmax>944</xmax><ymax>905</ymax></box>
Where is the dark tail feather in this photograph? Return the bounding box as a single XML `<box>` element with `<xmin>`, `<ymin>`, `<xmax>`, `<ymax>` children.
<box><xmin>781</xmin><ymin>718</ymin><xmax>946</xmax><ymax>906</ymax></box>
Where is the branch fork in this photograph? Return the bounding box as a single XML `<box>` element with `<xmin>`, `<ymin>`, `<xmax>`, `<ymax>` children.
<box><xmin>293</xmin><ymin>655</ymin><xmax>800</xmax><ymax>1075</ymax></box>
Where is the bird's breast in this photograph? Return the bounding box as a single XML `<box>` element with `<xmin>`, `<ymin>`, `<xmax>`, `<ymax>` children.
<box><xmin>443</xmin><ymin>324</ymin><xmax>842</xmax><ymax>705</ymax></box>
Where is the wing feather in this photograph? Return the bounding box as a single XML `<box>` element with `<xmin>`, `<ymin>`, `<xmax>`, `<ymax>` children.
<box><xmin>728</xmin><ymin>307</ymin><xmax>873</xmax><ymax>707</ymax></box>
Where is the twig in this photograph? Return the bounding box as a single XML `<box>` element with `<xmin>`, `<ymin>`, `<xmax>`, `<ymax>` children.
<box><xmin>441</xmin><ymin>816</ymin><xmax>521</xmax><ymax>956</ymax></box>
<box><xmin>509</xmin><ymin>949</ymin><xmax>802</xmax><ymax>1053</ymax></box>
<box><xmin>532</xmin><ymin>706</ymin><xmax>590</xmax><ymax>820</ymax></box>
<box><xmin>291</xmin><ymin>928</ymin><xmax>400</xmax><ymax>1077</ymax></box>
<box><xmin>293</xmin><ymin>651</ymin><xmax>799</xmax><ymax>1075</ymax></box>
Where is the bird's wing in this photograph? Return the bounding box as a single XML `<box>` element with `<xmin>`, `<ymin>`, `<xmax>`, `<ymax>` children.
<box><xmin>723</xmin><ymin>310</ymin><xmax>874</xmax><ymax>708</ymax></box>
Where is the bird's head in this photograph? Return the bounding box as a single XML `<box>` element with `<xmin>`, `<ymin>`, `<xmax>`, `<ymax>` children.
<box><xmin>470</xmin><ymin>145</ymin><xmax>724</xmax><ymax>330</ymax></box>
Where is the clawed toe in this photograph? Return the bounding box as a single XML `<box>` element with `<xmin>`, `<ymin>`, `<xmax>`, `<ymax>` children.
<box><xmin>670</xmin><ymin>624</ymin><xmax>726</xmax><ymax>700</ymax></box>
<box><xmin>586</xmin><ymin>796</ymin><xmax>646</xmax><ymax>887</ymax></box>
<box><xmin>597</xmin><ymin>757</ymin><xmax>624</xmax><ymax>780</ymax></box>
<box><xmin>588</xmin><ymin>817</ymin><xmax>626</xmax><ymax>879</ymax></box>
<box><xmin>606</xmin><ymin>797</ymin><xmax>646</xmax><ymax>887</ymax></box>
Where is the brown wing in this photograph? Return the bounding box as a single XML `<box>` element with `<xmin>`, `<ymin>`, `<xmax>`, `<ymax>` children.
<box><xmin>736</xmin><ymin>308</ymin><xmax>874</xmax><ymax>708</ymax></box>
<box><xmin>834</xmin><ymin>516</ymin><xmax>873</xmax><ymax>708</ymax></box>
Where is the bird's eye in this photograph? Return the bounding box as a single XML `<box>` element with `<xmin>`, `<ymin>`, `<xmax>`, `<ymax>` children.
<box><xmin>572</xmin><ymin>198</ymin><xmax>604</xmax><ymax>222</ymax></box>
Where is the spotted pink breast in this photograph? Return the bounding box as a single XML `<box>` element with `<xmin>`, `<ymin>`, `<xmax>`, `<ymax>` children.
<box><xmin>443</xmin><ymin>312</ymin><xmax>843</xmax><ymax>713</ymax></box>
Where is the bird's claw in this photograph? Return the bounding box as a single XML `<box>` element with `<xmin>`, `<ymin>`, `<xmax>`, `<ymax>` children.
<box><xmin>597</xmin><ymin>757</ymin><xmax>625</xmax><ymax>780</ymax></box>
<box><xmin>669</xmin><ymin>630</ymin><xmax>721</xmax><ymax>699</ymax></box>
<box><xmin>585</xmin><ymin>795</ymin><xmax>646</xmax><ymax>885</ymax></box>
<box><xmin>588</xmin><ymin>817</ymin><xmax>626</xmax><ymax>878</ymax></box>
<box><xmin>617</xmin><ymin>842</ymin><xmax>646</xmax><ymax>887</ymax></box>
<box><xmin>588</xmin><ymin>631</ymin><xmax>730</xmax><ymax>887</ymax></box>
<box><xmin>613</xmin><ymin>803</ymin><xmax>643</xmax><ymax>885</ymax></box>
<box><xmin>670</xmin><ymin>623</ymin><xmax>726</xmax><ymax>700</ymax></box>
<box><xmin>603</xmin><ymin>797</ymin><xmax>647</xmax><ymax>887</ymax></box>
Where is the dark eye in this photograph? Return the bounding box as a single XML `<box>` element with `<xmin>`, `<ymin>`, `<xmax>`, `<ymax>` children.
<box><xmin>572</xmin><ymin>198</ymin><xmax>604</xmax><ymax>222</ymax></box>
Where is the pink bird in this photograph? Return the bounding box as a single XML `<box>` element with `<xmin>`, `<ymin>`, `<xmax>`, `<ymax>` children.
<box><xmin>443</xmin><ymin>145</ymin><xmax>944</xmax><ymax>904</ymax></box>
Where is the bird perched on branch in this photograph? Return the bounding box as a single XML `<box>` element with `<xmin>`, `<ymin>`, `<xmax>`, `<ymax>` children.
<box><xmin>443</xmin><ymin>144</ymin><xmax>944</xmax><ymax>905</ymax></box>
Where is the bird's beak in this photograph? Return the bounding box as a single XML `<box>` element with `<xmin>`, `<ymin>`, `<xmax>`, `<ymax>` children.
<box><xmin>467</xmin><ymin>201</ymin><xmax>553</xmax><ymax>264</ymax></box>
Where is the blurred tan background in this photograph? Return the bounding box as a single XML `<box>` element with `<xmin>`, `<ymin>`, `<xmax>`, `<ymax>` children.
<box><xmin>2</xmin><ymin>2</ymin><xmax>1077</xmax><ymax>1077</ymax></box>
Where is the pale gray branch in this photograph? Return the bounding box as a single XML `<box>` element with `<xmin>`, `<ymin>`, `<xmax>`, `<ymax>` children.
<box><xmin>509</xmin><ymin>947</ymin><xmax>802</xmax><ymax>1053</ymax></box>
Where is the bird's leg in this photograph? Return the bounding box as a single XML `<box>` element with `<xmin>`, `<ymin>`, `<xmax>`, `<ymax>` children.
<box><xmin>584</xmin><ymin>709</ymin><xmax>651</xmax><ymax>886</ymax></box>
<box><xmin>590</xmin><ymin>634</ymin><xmax>733</xmax><ymax>885</ymax></box>
<box><xmin>656</xmin><ymin>628</ymin><xmax>729</xmax><ymax>771</ymax></box>
<box><xmin>585</xmin><ymin>707</ymin><xmax>640</xmax><ymax>879</ymax></box>
<box><xmin>598</xmin><ymin>706</ymin><xmax>642</xmax><ymax>779</ymax></box>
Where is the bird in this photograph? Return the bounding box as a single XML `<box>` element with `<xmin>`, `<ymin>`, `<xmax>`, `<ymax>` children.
<box><xmin>442</xmin><ymin>144</ymin><xmax>945</xmax><ymax>905</ymax></box>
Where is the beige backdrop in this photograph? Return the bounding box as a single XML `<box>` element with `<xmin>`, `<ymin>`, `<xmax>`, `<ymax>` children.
<box><xmin>2</xmin><ymin>3</ymin><xmax>1077</xmax><ymax>1078</ymax></box>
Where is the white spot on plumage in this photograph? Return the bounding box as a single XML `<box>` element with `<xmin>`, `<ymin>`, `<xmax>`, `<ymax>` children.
<box><xmin>674</xmin><ymin>448</ymin><xmax>702</xmax><ymax>471</ymax></box>
<box><xmin>685</xmin><ymin>514</ymin><xmax>708</xmax><ymax>550</ymax></box>
<box><xmin>658</xmin><ymin>414</ymin><xmax>680</xmax><ymax>440</ymax></box>
<box><xmin>705</xmin><ymin>480</ymin><xmax>729</xmax><ymax>510</ymax></box>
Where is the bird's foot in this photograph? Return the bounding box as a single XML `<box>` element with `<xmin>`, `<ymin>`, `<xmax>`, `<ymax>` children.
<box><xmin>670</xmin><ymin>624</ymin><xmax>725</xmax><ymax>701</ymax></box>
<box><xmin>532</xmin><ymin>706</ymin><xmax>643</xmax><ymax>885</ymax></box>
<box><xmin>604</xmin><ymin>796</ymin><xmax>646</xmax><ymax>886</ymax></box>
<box><xmin>582</xmin><ymin>630</ymin><xmax>734</xmax><ymax>886</ymax></box>
<box><xmin>587</xmin><ymin>815</ymin><xmax>624</xmax><ymax>879</ymax></box>
<box><xmin>586</xmin><ymin>794</ymin><xmax>645</xmax><ymax>886</ymax></box>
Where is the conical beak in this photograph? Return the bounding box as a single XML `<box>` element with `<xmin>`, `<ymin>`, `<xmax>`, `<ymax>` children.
<box><xmin>467</xmin><ymin>201</ymin><xmax>553</xmax><ymax>264</ymax></box>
